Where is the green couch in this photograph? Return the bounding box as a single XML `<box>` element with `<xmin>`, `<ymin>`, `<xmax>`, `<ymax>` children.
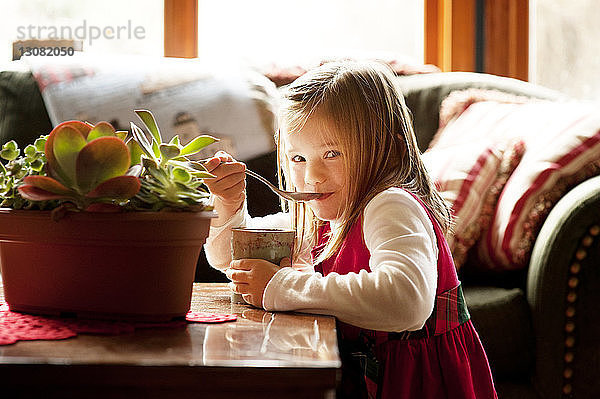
<box><xmin>1</xmin><ymin>67</ymin><xmax>598</xmax><ymax>399</ymax></box>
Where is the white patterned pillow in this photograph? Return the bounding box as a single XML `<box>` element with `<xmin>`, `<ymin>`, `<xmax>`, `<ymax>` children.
<box><xmin>423</xmin><ymin>138</ymin><xmax>525</xmax><ymax>269</ymax></box>
<box><xmin>433</xmin><ymin>101</ymin><xmax>600</xmax><ymax>270</ymax></box>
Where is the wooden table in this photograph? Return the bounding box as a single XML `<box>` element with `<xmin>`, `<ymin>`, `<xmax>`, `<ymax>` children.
<box><xmin>0</xmin><ymin>283</ymin><xmax>340</xmax><ymax>398</ymax></box>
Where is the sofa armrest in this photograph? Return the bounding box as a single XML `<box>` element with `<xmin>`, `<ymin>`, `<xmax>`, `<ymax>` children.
<box><xmin>527</xmin><ymin>175</ymin><xmax>600</xmax><ymax>399</ymax></box>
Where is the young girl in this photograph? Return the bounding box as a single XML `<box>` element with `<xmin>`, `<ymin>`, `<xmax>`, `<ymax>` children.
<box><xmin>203</xmin><ymin>61</ymin><xmax>497</xmax><ymax>399</ymax></box>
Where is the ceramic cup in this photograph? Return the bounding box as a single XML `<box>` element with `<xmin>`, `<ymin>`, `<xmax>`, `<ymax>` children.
<box><xmin>230</xmin><ymin>228</ymin><xmax>295</xmax><ymax>305</ymax></box>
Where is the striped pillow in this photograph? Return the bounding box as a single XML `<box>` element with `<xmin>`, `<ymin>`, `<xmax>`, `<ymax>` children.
<box><xmin>422</xmin><ymin>140</ymin><xmax>524</xmax><ymax>269</ymax></box>
<box><xmin>433</xmin><ymin>101</ymin><xmax>600</xmax><ymax>270</ymax></box>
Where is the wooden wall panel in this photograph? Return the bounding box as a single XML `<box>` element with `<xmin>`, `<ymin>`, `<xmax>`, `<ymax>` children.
<box><xmin>451</xmin><ymin>0</ymin><xmax>476</xmax><ymax>72</ymax></box>
<box><xmin>484</xmin><ymin>0</ymin><xmax>528</xmax><ymax>80</ymax></box>
<box><xmin>164</xmin><ymin>0</ymin><xmax>198</xmax><ymax>58</ymax></box>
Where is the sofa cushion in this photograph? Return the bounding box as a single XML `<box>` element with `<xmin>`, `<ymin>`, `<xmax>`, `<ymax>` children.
<box><xmin>433</xmin><ymin>100</ymin><xmax>600</xmax><ymax>270</ymax></box>
<box><xmin>0</xmin><ymin>69</ymin><xmax>52</xmax><ymax>147</ymax></box>
<box><xmin>423</xmin><ymin>139</ymin><xmax>525</xmax><ymax>269</ymax></box>
<box><xmin>463</xmin><ymin>286</ymin><xmax>534</xmax><ymax>380</ymax></box>
<box><xmin>436</xmin><ymin>88</ymin><xmax>534</xmax><ymax>136</ymax></box>
<box><xmin>24</xmin><ymin>54</ymin><xmax>280</xmax><ymax>162</ymax></box>
<box><xmin>394</xmin><ymin>72</ymin><xmax>564</xmax><ymax>152</ymax></box>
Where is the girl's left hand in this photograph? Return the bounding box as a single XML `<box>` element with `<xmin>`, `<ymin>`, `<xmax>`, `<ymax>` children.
<box><xmin>226</xmin><ymin>258</ymin><xmax>290</xmax><ymax>308</ymax></box>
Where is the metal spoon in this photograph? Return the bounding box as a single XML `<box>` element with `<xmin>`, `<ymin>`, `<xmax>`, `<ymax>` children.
<box><xmin>245</xmin><ymin>169</ymin><xmax>322</xmax><ymax>202</ymax></box>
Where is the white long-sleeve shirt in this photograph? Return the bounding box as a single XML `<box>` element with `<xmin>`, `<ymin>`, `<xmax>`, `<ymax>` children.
<box><xmin>203</xmin><ymin>187</ymin><xmax>438</xmax><ymax>332</ymax></box>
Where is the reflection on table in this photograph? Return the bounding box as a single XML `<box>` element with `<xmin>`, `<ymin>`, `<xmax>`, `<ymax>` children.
<box><xmin>0</xmin><ymin>282</ymin><xmax>340</xmax><ymax>399</ymax></box>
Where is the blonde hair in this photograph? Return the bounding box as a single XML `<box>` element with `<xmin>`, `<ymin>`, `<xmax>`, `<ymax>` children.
<box><xmin>276</xmin><ymin>61</ymin><xmax>452</xmax><ymax>265</ymax></box>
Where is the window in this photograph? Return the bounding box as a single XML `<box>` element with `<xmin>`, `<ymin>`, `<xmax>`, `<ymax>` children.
<box><xmin>197</xmin><ymin>0</ymin><xmax>424</xmax><ymax>66</ymax></box>
<box><xmin>531</xmin><ymin>0</ymin><xmax>600</xmax><ymax>100</ymax></box>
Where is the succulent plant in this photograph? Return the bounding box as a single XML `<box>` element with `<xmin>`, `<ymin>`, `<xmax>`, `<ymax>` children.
<box><xmin>0</xmin><ymin>137</ymin><xmax>53</xmax><ymax>209</ymax></box>
<box><xmin>0</xmin><ymin>110</ymin><xmax>219</xmax><ymax>215</ymax></box>
<box><xmin>16</xmin><ymin>121</ymin><xmax>141</xmax><ymax>212</ymax></box>
<box><xmin>127</xmin><ymin>110</ymin><xmax>217</xmax><ymax>211</ymax></box>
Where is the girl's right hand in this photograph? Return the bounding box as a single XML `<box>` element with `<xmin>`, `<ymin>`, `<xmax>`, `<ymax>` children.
<box><xmin>203</xmin><ymin>151</ymin><xmax>247</xmax><ymax>221</ymax></box>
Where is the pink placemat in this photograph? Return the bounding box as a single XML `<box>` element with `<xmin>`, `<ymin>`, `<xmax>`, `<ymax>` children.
<box><xmin>0</xmin><ymin>303</ymin><xmax>236</xmax><ymax>345</ymax></box>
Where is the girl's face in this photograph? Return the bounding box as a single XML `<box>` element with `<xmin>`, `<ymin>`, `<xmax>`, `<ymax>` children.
<box><xmin>282</xmin><ymin>119</ymin><xmax>347</xmax><ymax>222</ymax></box>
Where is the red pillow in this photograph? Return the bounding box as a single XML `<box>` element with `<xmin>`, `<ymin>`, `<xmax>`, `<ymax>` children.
<box><xmin>423</xmin><ymin>139</ymin><xmax>525</xmax><ymax>269</ymax></box>
<box><xmin>433</xmin><ymin>100</ymin><xmax>600</xmax><ymax>270</ymax></box>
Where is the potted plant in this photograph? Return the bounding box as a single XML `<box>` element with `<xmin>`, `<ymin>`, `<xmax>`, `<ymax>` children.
<box><xmin>0</xmin><ymin>110</ymin><xmax>218</xmax><ymax>321</ymax></box>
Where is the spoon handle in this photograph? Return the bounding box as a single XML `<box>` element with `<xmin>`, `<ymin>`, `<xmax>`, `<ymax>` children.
<box><xmin>245</xmin><ymin>169</ymin><xmax>276</xmax><ymax>189</ymax></box>
<box><xmin>245</xmin><ymin>169</ymin><xmax>292</xmax><ymax>201</ymax></box>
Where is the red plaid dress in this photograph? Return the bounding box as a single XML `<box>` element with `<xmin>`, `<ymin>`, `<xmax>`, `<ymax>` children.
<box><xmin>311</xmin><ymin>190</ymin><xmax>497</xmax><ymax>399</ymax></box>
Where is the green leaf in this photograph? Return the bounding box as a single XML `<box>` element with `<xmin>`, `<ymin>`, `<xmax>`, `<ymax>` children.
<box><xmin>135</xmin><ymin>110</ymin><xmax>162</xmax><ymax>144</ymax></box>
<box><xmin>168</xmin><ymin>159</ymin><xmax>194</xmax><ymax>170</ymax></box>
<box><xmin>9</xmin><ymin>163</ymin><xmax>22</xmax><ymax>175</ymax></box>
<box><xmin>141</xmin><ymin>156</ymin><xmax>158</xmax><ymax>170</ymax></box>
<box><xmin>115</xmin><ymin>130</ymin><xmax>128</xmax><ymax>141</ymax></box>
<box><xmin>0</xmin><ymin>148</ymin><xmax>19</xmax><ymax>161</ymax></box>
<box><xmin>152</xmin><ymin>139</ymin><xmax>161</xmax><ymax>159</ymax></box>
<box><xmin>21</xmin><ymin>175</ymin><xmax>73</xmax><ymax>196</ymax></box>
<box><xmin>18</xmin><ymin>175</ymin><xmax>75</xmax><ymax>202</ymax></box>
<box><xmin>169</xmin><ymin>135</ymin><xmax>181</xmax><ymax>146</ymax></box>
<box><xmin>30</xmin><ymin>159</ymin><xmax>44</xmax><ymax>172</ymax></box>
<box><xmin>130</xmin><ymin>122</ymin><xmax>154</xmax><ymax>160</ymax></box>
<box><xmin>24</xmin><ymin>144</ymin><xmax>37</xmax><ymax>158</ymax></box>
<box><xmin>191</xmin><ymin>171</ymin><xmax>217</xmax><ymax>179</ymax></box>
<box><xmin>72</xmin><ymin>121</ymin><xmax>94</xmax><ymax>138</ymax></box>
<box><xmin>168</xmin><ymin>160</ymin><xmax>215</xmax><ymax>178</ymax></box>
<box><xmin>146</xmin><ymin>164</ymin><xmax>170</xmax><ymax>185</ymax></box>
<box><xmin>3</xmin><ymin>140</ymin><xmax>17</xmax><ymax>152</ymax></box>
<box><xmin>51</xmin><ymin>124</ymin><xmax>88</xmax><ymax>185</ymax></box>
<box><xmin>87</xmin><ymin>121</ymin><xmax>116</xmax><ymax>142</ymax></box>
<box><xmin>18</xmin><ymin>185</ymin><xmax>70</xmax><ymax>201</ymax></box>
<box><xmin>65</xmin><ymin>120</ymin><xmax>93</xmax><ymax>139</ymax></box>
<box><xmin>127</xmin><ymin>139</ymin><xmax>145</xmax><ymax>167</ymax></box>
<box><xmin>1</xmin><ymin>140</ymin><xmax>19</xmax><ymax>161</ymax></box>
<box><xmin>180</xmin><ymin>135</ymin><xmax>219</xmax><ymax>156</ymax></box>
<box><xmin>43</xmin><ymin>121</ymin><xmax>82</xmax><ymax>182</ymax></box>
<box><xmin>126</xmin><ymin>164</ymin><xmax>142</xmax><ymax>177</ymax></box>
<box><xmin>75</xmin><ymin>137</ymin><xmax>131</xmax><ymax>193</ymax></box>
<box><xmin>159</xmin><ymin>144</ymin><xmax>181</xmax><ymax>160</ymax></box>
<box><xmin>34</xmin><ymin>137</ymin><xmax>46</xmax><ymax>152</ymax></box>
<box><xmin>188</xmin><ymin>160</ymin><xmax>209</xmax><ymax>171</ymax></box>
<box><xmin>85</xmin><ymin>175</ymin><xmax>140</xmax><ymax>199</ymax></box>
<box><xmin>172</xmin><ymin>167</ymin><xmax>191</xmax><ymax>183</ymax></box>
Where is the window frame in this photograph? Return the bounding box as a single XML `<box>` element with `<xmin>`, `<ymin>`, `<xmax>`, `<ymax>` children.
<box><xmin>164</xmin><ymin>0</ymin><xmax>197</xmax><ymax>58</ymax></box>
<box><xmin>425</xmin><ymin>0</ymin><xmax>528</xmax><ymax>80</ymax></box>
<box><xmin>164</xmin><ymin>0</ymin><xmax>529</xmax><ymax>80</ymax></box>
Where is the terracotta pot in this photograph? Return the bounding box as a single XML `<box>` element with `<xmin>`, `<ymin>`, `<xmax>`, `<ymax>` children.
<box><xmin>0</xmin><ymin>208</ymin><xmax>216</xmax><ymax>322</ymax></box>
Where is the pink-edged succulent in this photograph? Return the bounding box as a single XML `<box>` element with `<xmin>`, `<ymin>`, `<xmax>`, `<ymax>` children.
<box><xmin>18</xmin><ymin>120</ymin><xmax>140</xmax><ymax>211</ymax></box>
